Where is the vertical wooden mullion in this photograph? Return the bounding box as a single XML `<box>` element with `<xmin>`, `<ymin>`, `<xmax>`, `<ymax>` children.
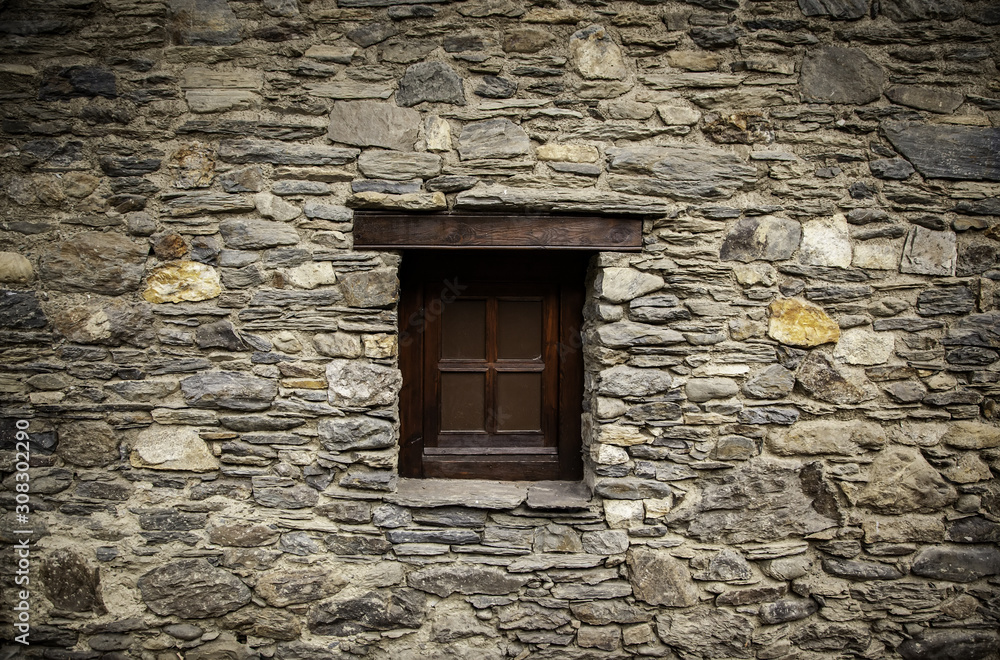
<box><xmin>542</xmin><ymin>286</ymin><xmax>560</xmax><ymax>449</ymax></box>
<box><xmin>423</xmin><ymin>282</ymin><xmax>442</xmax><ymax>452</ymax></box>
<box><xmin>485</xmin><ymin>295</ymin><xmax>498</xmax><ymax>436</ymax></box>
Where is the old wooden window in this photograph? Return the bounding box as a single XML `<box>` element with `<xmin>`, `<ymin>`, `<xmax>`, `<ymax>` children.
<box><xmin>398</xmin><ymin>251</ymin><xmax>587</xmax><ymax>480</ymax></box>
<box><xmin>354</xmin><ymin>211</ymin><xmax>642</xmax><ymax>481</ymax></box>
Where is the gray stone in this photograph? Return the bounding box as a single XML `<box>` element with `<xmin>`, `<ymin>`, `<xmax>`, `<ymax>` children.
<box><xmin>40</xmin><ymin>232</ymin><xmax>147</xmax><ymax>295</ymax></box>
<box><xmin>476</xmin><ymin>76</ymin><xmax>518</xmax><ymax>99</ymax></box>
<box><xmin>256</xmin><ymin>569</ymin><xmax>345</xmax><ymax>607</ymax></box>
<box><xmin>207</xmin><ymin>521</ymin><xmax>280</xmax><ymax>547</ymax></box>
<box><xmin>39</xmin><ymin>66</ymin><xmax>117</xmax><ymax>101</ymax></box>
<box><xmin>789</xmin><ymin>621</ymin><xmax>871</xmax><ymax>653</ymax></box>
<box><xmin>627</xmin><ymin>547</ymin><xmax>699</xmax><ymax>607</ymax></box>
<box><xmin>917</xmin><ymin>286</ymin><xmax>976</xmax><ymax>315</ymax></box>
<box><xmin>426</xmin><ymin>176</ymin><xmax>478</xmax><ymax>193</ymax></box>
<box><xmin>743</xmin><ymin>365</ymin><xmax>795</xmax><ymax>399</ymax></box>
<box><xmin>196</xmin><ymin>320</ymin><xmax>247</xmax><ymax>351</ymax></box>
<box><xmin>883</xmin><ymin>122</ymin><xmax>1000</xmax><ymax>182</ymax></box>
<box><xmin>220</xmin><ymin>166</ymin><xmax>264</xmax><ymax>193</ymax></box>
<box><xmin>352</xmin><ymin>179</ymin><xmax>421</xmax><ymax>195</ymax></box>
<box><xmin>796</xmin><ymin>351</ymin><xmax>876</xmax><ymax>405</ymax></box>
<box><xmin>770</xmin><ymin>419</ymin><xmax>884</xmax><ymax>456</ymax></box>
<box><xmin>308</xmin><ymin>588</ymin><xmax>426</xmax><ymax>635</ymax></box>
<box><xmin>458</xmin><ymin>119</ymin><xmax>531</xmax><ymax>160</ymax></box>
<box><xmin>218</xmin><ymin>140</ymin><xmax>359</xmax><ymax>166</ymax></box>
<box><xmin>910</xmin><ymin>546</ymin><xmax>1000</xmax><ymax>582</ymax></box>
<box><xmin>881</xmin><ymin>0</ymin><xmax>963</xmax><ymax>21</ymax></box>
<box><xmin>595</xmin><ymin>477</ymin><xmax>673</xmax><ymax>500</ymax></box>
<box><xmin>161</xmin><ymin>191</ymin><xmax>255</xmax><ymax>217</ymax></box>
<box><xmin>759</xmin><ymin>598</ymin><xmax>818</xmax><ymax>624</ymax></box>
<box><xmin>582</xmin><ymin>530</ymin><xmax>629</xmax><ymax>555</ymax></box>
<box><xmin>138</xmin><ymin>559</ymin><xmax>250</xmax><ymax>618</ymax></box>
<box><xmin>219</xmin><ymin>219</ymin><xmax>300</xmax><ymax>250</ymax></box>
<box><xmin>253</xmin><ymin>484</ymin><xmax>319</xmax><ymax>509</ymax></box>
<box><xmin>327</xmin><ymin>359</ymin><xmax>401</xmax><ymax>407</ymax></box>
<box><xmin>607</xmin><ymin>146</ymin><xmax>757</xmax><ymax>201</ymax></box>
<box><xmin>454</xmin><ymin>186</ymin><xmax>671</xmax><ymax>215</ymax></box>
<box><xmin>798</xmin><ymin>0</ymin><xmax>869</xmax><ymax>19</ymax></box>
<box><xmin>397</xmin><ymin>62</ymin><xmax>465</xmax><ymax>107</ymax></box>
<box><xmin>690</xmin><ymin>26</ymin><xmax>744</xmax><ymax>49</ymax></box>
<box><xmin>800</xmin><ymin>46</ymin><xmax>884</xmax><ymax>104</ymax></box>
<box><xmin>526</xmin><ymin>481</ymin><xmax>592</xmax><ymax>510</ymax></box>
<box><xmin>39</xmin><ymin>549</ymin><xmax>105</xmax><ymax>614</ymax></box>
<box><xmin>358</xmin><ymin>151</ymin><xmax>441</xmax><ymax>180</ymax></box>
<box><xmin>597</xmin><ymin>365</ymin><xmax>672</xmax><ymax>397</ymax></box>
<box><xmin>869</xmin><ymin>158</ymin><xmax>915</xmax><ymax>180</ymax></box>
<box><xmin>887</xmin><ymin>85</ymin><xmax>965</xmax><ymax>113</ymax></box>
<box><xmin>822</xmin><ymin>558</ymin><xmax>904</xmax><ymax>580</ymax></box>
<box><xmin>723</xmin><ymin>217</ymin><xmax>804</xmax><ymax>265</ymax></box>
<box><xmin>596</xmin><ymin>268</ymin><xmax>663</xmax><ymax>303</ymax></box>
<box><xmin>407</xmin><ymin>564</ymin><xmax>529</xmax><ymax>597</ymax></box>
<box><xmin>596</xmin><ymin>321</ymin><xmax>685</xmax><ymax>348</ymax></box>
<box><xmin>570</xmin><ymin>25</ymin><xmax>627</xmax><ymax>80</ymax></box>
<box><xmin>181</xmin><ymin>371</ymin><xmax>278</xmax><ymax>411</ymax></box>
<box><xmin>899</xmin><ymin>631</ymin><xmax>1000</xmax><ymax>660</ymax></box>
<box><xmin>57</xmin><ymin>421</ymin><xmax>117</xmax><ymax>468</ymax></box>
<box><xmin>168</xmin><ymin>0</ymin><xmax>242</xmax><ymax>46</ymax></box>
<box><xmin>318</xmin><ymin>416</ymin><xmax>394</xmax><ymax>451</ymax></box>
<box><xmin>695</xmin><ymin>550</ymin><xmax>753</xmax><ymax>582</ymax></box>
<box><xmin>347</xmin><ymin>22</ymin><xmax>398</xmax><ymax>47</ymax></box>
<box><xmin>900</xmin><ymin>226</ymin><xmax>957</xmax><ymax>275</ymax></box>
<box><xmin>388</xmin><ymin>479</ymin><xmax>527</xmax><ymax>509</ymax></box>
<box><xmin>656</xmin><ymin>607</ymin><xmax>753</xmax><ymax>658</ymax></box>
<box><xmin>667</xmin><ymin>458</ymin><xmax>838</xmax><ymax>543</ymax></box>
<box><xmin>0</xmin><ymin>290</ymin><xmax>47</xmax><ymax>328</ymax></box>
<box><xmin>853</xmin><ymin>446</ymin><xmax>957</xmax><ymax>514</ymax></box>
<box><xmin>686</xmin><ymin>378</ymin><xmax>739</xmax><ymax>402</ymax></box>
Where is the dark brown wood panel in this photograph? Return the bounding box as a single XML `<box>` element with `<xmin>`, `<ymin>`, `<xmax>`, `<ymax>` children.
<box><xmin>355</xmin><ymin>212</ymin><xmax>641</xmax><ymax>250</ymax></box>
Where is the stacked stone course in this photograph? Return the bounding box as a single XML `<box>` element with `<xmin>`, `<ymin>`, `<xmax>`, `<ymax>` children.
<box><xmin>0</xmin><ymin>0</ymin><xmax>998</xmax><ymax>657</ymax></box>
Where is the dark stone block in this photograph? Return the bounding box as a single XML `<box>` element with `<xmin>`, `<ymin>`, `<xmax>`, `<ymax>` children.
<box><xmin>397</xmin><ymin>62</ymin><xmax>465</xmax><ymax>107</ymax></box>
<box><xmin>869</xmin><ymin>157</ymin><xmax>914</xmax><ymax>179</ymax></box>
<box><xmin>911</xmin><ymin>545</ymin><xmax>1000</xmax><ymax>582</ymax></box>
<box><xmin>346</xmin><ymin>21</ymin><xmax>397</xmax><ymax>47</ymax></box>
<box><xmin>0</xmin><ymin>290</ymin><xmax>47</xmax><ymax>328</ymax></box>
<box><xmin>167</xmin><ymin>0</ymin><xmax>242</xmax><ymax>46</ymax></box>
<box><xmin>798</xmin><ymin>0</ymin><xmax>868</xmax><ymax>19</ymax></box>
<box><xmin>822</xmin><ymin>558</ymin><xmax>904</xmax><ymax>580</ymax></box>
<box><xmin>99</xmin><ymin>154</ymin><xmax>161</xmax><ymax>176</ymax></box>
<box><xmin>137</xmin><ymin>559</ymin><xmax>251</xmax><ymax>618</ymax></box>
<box><xmin>475</xmin><ymin>76</ymin><xmax>518</xmax><ymax>99</ymax></box>
<box><xmin>899</xmin><ymin>631</ymin><xmax>1000</xmax><ymax>660</ymax></box>
<box><xmin>946</xmin><ymin>346</ymin><xmax>999</xmax><ymax>366</ymax></box>
<box><xmin>801</xmin><ymin>46</ymin><xmax>884</xmax><ymax>104</ymax></box>
<box><xmin>307</xmin><ymin>588</ymin><xmax>426</xmax><ymax>635</ymax></box>
<box><xmin>916</xmin><ymin>286</ymin><xmax>976</xmax><ymax>316</ymax></box>
<box><xmin>39</xmin><ymin>67</ymin><xmax>117</xmax><ymax>101</ymax></box>
<box><xmin>883</xmin><ymin>122</ymin><xmax>1000</xmax><ymax>181</ymax></box>
<box><xmin>689</xmin><ymin>26</ymin><xmax>744</xmax><ymax>49</ymax></box>
<box><xmin>947</xmin><ymin>516</ymin><xmax>1000</xmax><ymax>543</ymax></box>
<box><xmin>880</xmin><ymin>0</ymin><xmax>963</xmax><ymax>22</ymax></box>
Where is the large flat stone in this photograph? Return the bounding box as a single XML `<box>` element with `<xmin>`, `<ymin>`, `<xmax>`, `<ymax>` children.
<box><xmin>181</xmin><ymin>371</ymin><xmax>278</xmax><ymax>411</ymax></box>
<box><xmin>407</xmin><ymin>564</ymin><xmax>530</xmax><ymax>597</ymax></box>
<box><xmin>318</xmin><ymin>416</ymin><xmax>395</xmax><ymax>451</ymax></box>
<box><xmin>796</xmin><ymin>351</ymin><xmax>876</xmax><ymax>405</ymax></box>
<box><xmin>39</xmin><ymin>232</ymin><xmax>147</xmax><ymax>295</ymax></box>
<box><xmin>852</xmin><ymin>446</ymin><xmax>957</xmax><ymax>514</ymax></box>
<box><xmin>455</xmin><ymin>186</ymin><xmax>671</xmax><ymax>215</ymax></box>
<box><xmin>138</xmin><ymin>559</ymin><xmax>250</xmax><ymax>618</ymax></box>
<box><xmin>800</xmin><ymin>46</ymin><xmax>884</xmax><ymax>104</ymax></box>
<box><xmin>570</xmin><ymin>25</ymin><xmax>626</xmax><ymax>80</ymax></box>
<box><xmin>327</xmin><ymin>100</ymin><xmax>420</xmax><ymax>151</ymax></box>
<box><xmin>899</xmin><ymin>226</ymin><xmax>957</xmax><ymax>275</ymax></box>
<box><xmin>358</xmin><ymin>151</ymin><xmax>441</xmax><ymax>180</ymax></box>
<box><xmin>388</xmin><ymin>479</ymin><xmax>527</xmax><ymax>509</ymax></box>
<box><xmin>167</xmin><ymin>0</ymin><xmax>242</xmax><ymax>46</ymax></box>
<box><xmin>308</xmin><ymin>589</ymin><xmax>426</xmax><ymax>635</ymax></box>
<box><xmin>458</xmin><ymin>119</ymin><xmax>531</xmax><ymax>160</ymax></box>
<box><xmin>910</xmin><ymin>546</ymin><xmax>1000</xmax><ymax>583</ymax></box>
<box><xmin>656</xmin><ymin>607</ymin><xmax>754</xmax><ymax>659</ymax></box>
<box><xmin>397</xmin><ymin>62</ymin><xmax>465</xmax><ymax>107</ymax></box>
<box><xmin>767</xmin><ymin>298</ymin><xmax>839</xmax><ymax>347</ymax></box>
<box><xmin>666</xmin><ymin>458</ymin><xmax>839</xmax><ymax>543</ymax></box>
<box><xmin>883</xmin><ymin>122</ymin><xmax>1000</xmax><ymax>181</ymax></box>
<box><xmin>144</xmin><ymin>261</ymin><xmax>222</xmax><ymax>304</ymax></box>
<box><xmin>627</xmin><ymin>547</ymin><xmax>699</xmax><ymax>607</ymax></box>
<box><xmin>607</xmin><ymin>146</ymin><xmax>757</xmax><ymax>201</ymax></box>
<box><xmin>219</xmin><ymin>219</ymin><xmax>300</xmax><ymax>249</ymax></box>
<box><xmin>0</xmin><ymin>290</ymin><xmax>47</xmax><ymax>328</ymax></box>
<box><xmin>218</xmin><ymin>140</ymin><xmax>359</xmax><ymax>166</ymax></box>
<box><xmin>720</xmin><ymin>216</ymin><xmax>801</xmax><ymax>261</ymax></box>
<box><xmin>327</xmin><ymin>359</ymin><xmax>401</xmax><ymax>407</ymax></box>
<box><xmin>798</xmin><ymin>0</ymin><xmax>869</xmax><ymax>19</ymax></box>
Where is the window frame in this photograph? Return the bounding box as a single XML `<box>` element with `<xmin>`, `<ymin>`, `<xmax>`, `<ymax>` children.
<box><xmin>398</xmin><ymin>250</ymin><xmax>587</xmax><ymax>481</ymax></box>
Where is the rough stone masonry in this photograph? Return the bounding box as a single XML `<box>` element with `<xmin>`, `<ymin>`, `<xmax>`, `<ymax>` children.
<box><xmin>0</xmin><ymin>0</ymin><xmax>998</xmax><ymax>658</ymax></box>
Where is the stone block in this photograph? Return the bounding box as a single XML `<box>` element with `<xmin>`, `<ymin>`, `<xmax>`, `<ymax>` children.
<box><xmin>328</xmin><ymin>100</ymin><xmax>420</xmax><ymax>151</ymax></box>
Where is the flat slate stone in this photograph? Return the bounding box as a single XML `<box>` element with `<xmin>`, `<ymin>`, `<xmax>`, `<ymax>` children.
<box><xmin>800</xmin><ymin>46</ymin><xmax>884</xmax><ymax>104</ymax></box>
<box><xmin>608</xmin><ymin>145</ymin><xmax>757</xmax><ymax>201</ymax></box>
<box><xmin>883</xmin><ymin>122</ymin><xmax>1000</xmax><ymax>181</ymax></box>
<box><xmin>720</xmin><ymin>216</ymin><xmax>801</xmax><ymax>262</ymax></box>
<box><xmin>0</xmin><ymin>290</ymin><xmax>47</xmax><ymax>328</ymax></box>
<box><xmin>880</xmin><ymin>0</ymin><xmax>963</xmax><ymax>22</ymax></box>
<box><xmin>327</xmin><ymin>100</ymin><xmax>420</xmax><ymax>151</ymax></box>
<box><xmin>526</xmin><ymin>481</ymin><xmax>593</xmax><ymax>510</ymax></box>
<box><xmin>218</xmin><ymin>140</ymin><xmax>359</xmax><ymax>166</ymax></box>
<box><xmin>899</xmin><ymin>226</ymin><xmax>957</xmax><ymax>275</ymax></box>
<box><xmin>39</xmin><ymin>232</ymin><xmax>147</xmax><ymax>296</ymax></box>
<box><xmin>181</xmin><ymin>371</ymin><xmax>278</xmax><ymax>411</ymax></box>
<box><xmin>910</xmin><ymin>546</ymin><xmax>1000</xmax><ymax>582</ymax></box>
<box><xmin>886</xmin><ymin>85</ymin><xmax>964</xmax><ymax>113</ymax></box>
<box><xmin>798</xmin><ymin>0</ymin><xmax>868</xmax><ymax>19</ymax></box>
<box><xmin>357</xmin><ymin>150</ymin><xmax>441</xmax><ymax>180</ymax></box>
<box><xmin>138</xmin><ymin>559</ymin><xmax>250</xmax><ymax>618</ymax></box>
<box><xmin>407</xmin><ymin>564</ymin><xmax>530</xmax><ymax>597</ymax></box>
<box><xmin>458</xmin><ymin>119</ymin><xmax>531</xmax><ymax>160</ymax></box>
<box><xmin>167</xmin><ymin>0</ymin><xmax>242</xmax><ymax>46</ymax></box>
<box><xmin>396</xmin><ymin>62</ymin><xmax>466</xmax><ymax>107</ymax></box>
<box><xmin>219</xmin><ymin>219</ymin><xmax>300</xmax><ymax>250</ymax></box>
<box><xmin>388</xmin><ymin>479</ymin><xmax>527</xmax><ymax>509</ymax></box>
<box><xmin>39</xmin><ymin>66</ymin><xmax>117</xmax><ymax>101</ymax></box>
<box><xmin>454</xmin><ymin>186</ymin><xmax>671</xmax><ymax>215</ymax></box>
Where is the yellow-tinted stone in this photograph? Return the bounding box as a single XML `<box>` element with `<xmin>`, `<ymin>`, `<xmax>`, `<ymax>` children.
<box><xmin>767</xmin><ymin>298</ymin><xmax>840</xmax><ymax>347</ymax></box>
<box><xmin>0</xmin><ymin>252</ymin><xmax>34</xmax><ymax>283</ymax></box>
<box><xmin>537</xmin><ymin>144</ymin><xmax>600</xmax><ymax>163</ymax></box>
<box><xmin>143</xmin><ymin>261</ymin><xmax>222</xmax><ymax>304</ymax></box>
<box><xmin>280</xmin><ymin>378</ymin><xmax>327</xmax><ymax>389</ymax></box>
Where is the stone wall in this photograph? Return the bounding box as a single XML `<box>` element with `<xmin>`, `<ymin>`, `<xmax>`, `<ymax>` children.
<box><xmin>1</xmin><ymin>0</ymin><xmax>999</xmax><ymax>658</ymax></box>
